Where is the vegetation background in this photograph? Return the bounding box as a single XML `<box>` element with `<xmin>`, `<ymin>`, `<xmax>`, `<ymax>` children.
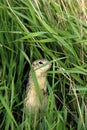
<box><xmin>0</xmin><ymin>0</ymin><xmax>87</xmax><ymax>130</ymax></box>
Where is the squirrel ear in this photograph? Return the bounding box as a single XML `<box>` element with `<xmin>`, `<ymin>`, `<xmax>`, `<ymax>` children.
<box><xmin>32</xmin><ymin>62</ymin><xmax>36</xmax><ymax>67</ymax></box>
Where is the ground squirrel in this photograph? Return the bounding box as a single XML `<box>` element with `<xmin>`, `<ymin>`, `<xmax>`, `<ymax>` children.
<box><xmin>24</xmin><ymin>59</ymin><xmax>51</xmax><ymax>112</ymax></box>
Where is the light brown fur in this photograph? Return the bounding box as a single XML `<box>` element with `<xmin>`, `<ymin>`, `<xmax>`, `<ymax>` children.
<box><xmin>24</xmin><ymin>59</ymin><xmax>51</xmax><ymax>112</ymax></box>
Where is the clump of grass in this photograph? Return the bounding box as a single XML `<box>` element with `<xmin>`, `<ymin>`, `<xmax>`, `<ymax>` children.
<box><xmin>0</xmin><ymin>0</ymin><xmax>87</xmax><ymax>129</ymax></box>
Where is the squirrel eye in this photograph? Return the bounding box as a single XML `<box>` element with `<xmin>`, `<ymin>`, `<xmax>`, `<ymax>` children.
<box><xmin>39</xmin><ymin>61</ymin><xmax>43</xmax><ymax>64</ymax></box>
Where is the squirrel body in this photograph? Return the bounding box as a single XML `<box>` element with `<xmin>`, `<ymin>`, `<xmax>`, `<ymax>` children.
<box><xmin>24</xmin><ymin>59</ymin><xmax>51</xmax><ymax>112</ymax></box>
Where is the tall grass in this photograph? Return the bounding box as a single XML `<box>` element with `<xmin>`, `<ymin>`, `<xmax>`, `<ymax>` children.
<box><xmin>0</xmin><ymin>0</ymin><xmax>87</xmax><ymax>129</ymax></box>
